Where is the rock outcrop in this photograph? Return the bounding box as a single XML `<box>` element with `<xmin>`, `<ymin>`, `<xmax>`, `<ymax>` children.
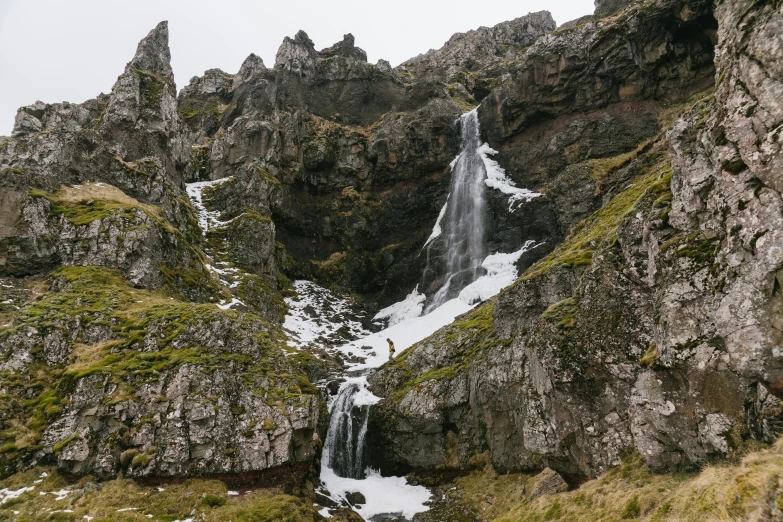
<box><xmin>0</xmin><ymin>267</ymin><xmax>322</xmax><ymax>481</ymax></box>
<box><xmin>0</xmin><ymin>21</ymin><xmax>321</xmax><ymax>483</ymax></box>
<box><xmin>367</xmin><ymin>0</ymin><xmax>783</xmax><ymax>480</ymax></box>
<box><xmin>1</xmin><ymin>0</ymin><xmax>781</xmax><ymax>501</ymax></box>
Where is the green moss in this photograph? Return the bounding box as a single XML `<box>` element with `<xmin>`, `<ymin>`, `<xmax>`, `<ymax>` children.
<box><xmin>132</xmin><ymin>68</ymin><xmax>167</xmax><ymax>112</ymax></box>
<box><xmin>388</xmin><ymin>304</ymin><xmax>505</xmax><ymax>401</ymax></box>
<box><xmin>253</xmin><ymin>166</ymin><xmax>282</xmax><ymax>188</ymax></box>
<box><xmin>541</xmin><ymin>297</ymin><xmax>580</xmax><ymax>329</ymax></box>
<box><xmin>0</xmin><ymin>266</ymin><xmax>318</xmax><ymax>469</ymax></box>
<box><xmin>53</xmin><ymin>431</ymin><xmax>81</xmax><ymax>455</ymax></box>
<box><xmin>130</xmin><ymin>451</ymin><xmax>153</xmax><ymax>468</ymax></box>
<box><xmin>722</xmin><ymin>158</ymin><xmax>748</xmax><ymax>175</ymax></box>
<box><xmin>662</xmin><ymin>233</ymin><xmax>720</xmax><ymax>265</ymax></box>
<box><xmin>639</xmin><ymin>344</ymin><xmax>659</xmax><ymax>368</ymax></box>
<box><xmin>523</xmin><ymin>163</ymin><xmax>672</xmax><ymax>281</ymax></box>
<box><xmin>203</xmin><ymin>493</ymin><xmax>227</xmax><ymax>508</ymax></box>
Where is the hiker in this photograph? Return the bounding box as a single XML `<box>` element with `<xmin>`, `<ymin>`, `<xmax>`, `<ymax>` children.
<box><xmin>387</xmin><ymin>338</ymin><xmax>396</xmax><ymax>359</ymax></box>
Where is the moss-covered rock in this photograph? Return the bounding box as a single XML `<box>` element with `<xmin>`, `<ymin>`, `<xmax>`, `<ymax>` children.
<box><xmin>0</xmin><ymin>266</ymin><xmax>323</xmax><ymax>480</ymax></box>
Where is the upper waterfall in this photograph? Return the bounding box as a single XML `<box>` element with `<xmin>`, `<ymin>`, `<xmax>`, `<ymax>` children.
<box><xmin>424</xmin><ymin>109</ymin><xmax>488</xmax><ymax>311</ymax></box>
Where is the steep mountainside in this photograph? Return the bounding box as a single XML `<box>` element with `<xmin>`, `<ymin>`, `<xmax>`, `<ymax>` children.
<box><xmin>0</xmin><ymin>0</ymin><xmax>781</xmax><ymax>519</ymax></box>
<box><xmin>368</xmin><ymin>0</ymin><xmax>783</xmax><ymax>482</ymax></box>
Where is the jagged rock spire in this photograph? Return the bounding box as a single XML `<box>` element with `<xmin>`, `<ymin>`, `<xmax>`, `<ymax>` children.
<box><xmin>124</xmin><ymin>21</ymin><xmax>174</xmax><ymax>82</ymax></box>
<box><xmin>234</xmin><ymin>53</ymin><xmax>267</xmax><ymax>90</ymax></box>
<box><xmin>274</xmin><ymin>30</ymin><xmax>317</xmax><ymax>75</ymax></box>
<box><xmin>100</xmin><ymin>21</ymin><xmax>183</xmax><ymax>171</ymax></box>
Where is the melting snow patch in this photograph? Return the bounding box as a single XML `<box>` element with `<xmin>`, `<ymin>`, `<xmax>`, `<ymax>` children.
<box><xmin>185</xmin><ymin>178</ymin><xmax>233</xmax><ymax>235</ymax></box>
<box><xmin>373</xmin><ymin>286</ymin><xmax>426</xmax><ymax>326</ymax></box>
<box><xmin>320</xmin><ymin>467</ymin><xmax>431</xmax><ymax>521</ymax></box>
<box><xmin>228</xmin><ymin>490</ymin><xmax>239</xmax><ymax>496</ymax></box>
<box><xmin>458</xmin><ymin>241</ymin><xmax>541</xmax><ymax>304</ymax></box>
<box><xmin>1</xmin><ymin>486</ymin><xmax>35</xmax><ymax>504</ymax></box>
<box><xmin>478</xmin><ymin>143</ymin><xmax>541</xmax><ymax>211</ymax></box>
<box><xmin>283</xmin><ymin>280</ymin><xmax>369</xmax><ymax>348</ymax></box>
<box><xmin>340</xmin><ymin>297</ymin><xmax>474</xmax><ymax>370</ymax></box>
<box><xmin>217</xmin><ymin>297</ymin><xmax>245</xmax><ymax>310</ymax></box>
<box><xmin>318</xmin><ymin>506</ymin><xmax>332</xmax><ymax>518</ymax></box>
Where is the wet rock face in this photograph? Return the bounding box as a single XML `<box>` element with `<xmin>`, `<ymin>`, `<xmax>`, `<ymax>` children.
<box><xmin>367</xmin><ymin>0</ymin><xmax>783</xmax><ymax>479</ymax></box>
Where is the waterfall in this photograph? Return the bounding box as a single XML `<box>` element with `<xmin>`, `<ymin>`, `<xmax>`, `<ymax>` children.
<box><xmin>322</xmin><ymin>378</ymin><xmax>377</xmax><ymax>479</ymax></box>
<box><xmin>424</xmin><ymin>109</ymin><xmax>488</xmax><ymax>312</ymax></box>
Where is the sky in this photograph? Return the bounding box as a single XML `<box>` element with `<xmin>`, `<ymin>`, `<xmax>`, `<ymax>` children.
<box><xmin>0</xmin><ymin>0</ymin><xmax>594</xmax><ymax>136</ymax></box>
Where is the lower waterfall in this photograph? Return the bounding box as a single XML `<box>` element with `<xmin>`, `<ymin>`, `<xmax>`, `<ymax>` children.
<box><xmin>322</xmin><ymin>378</ymin><xmax>375</xmax><ymax>479</ymax></box>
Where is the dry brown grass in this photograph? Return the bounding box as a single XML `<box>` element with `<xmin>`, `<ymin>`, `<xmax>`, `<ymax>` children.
<box><xmin>0</xmin><ymin>467</ymin><xmax>316</xmax><ymax>521</ymax></box>
<box><xmin>452</xmin><ymin>439</ymin><xmax>783</xmax><ymax>522</ymax></box>
<box><xmin>55</xmin><ymin>182</ymin><xmax>162</xmax><ymax>218</ymax></box>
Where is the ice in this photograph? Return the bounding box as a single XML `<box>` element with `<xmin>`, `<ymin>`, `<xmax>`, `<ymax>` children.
<box><xmin>372</xmin><ymin>286</ymin><xmax>426</xmax><ymax>326</ymax></box>
<box><xmin>423</xmin><ymin>198</ymin><xmax>448</xmax><ymax>248</ymax></box>
<box><xmin>478</xmin><ymin>143</ymin><xmax>541</xmax><ymax>211</ymax></box>
<box><xmin>458</xmin><ymin>241</ymin><xmax>541</xmax><ymax>304</ymax></box>
<box><xmin>320</xmin><ymin>467</ymin><xmax>432</xmax><ymax>521</ymax></box>
<box><xmin>342</xmin><ymin>377</ymin><xmax>382</xmax><ymax>408</ymax></box>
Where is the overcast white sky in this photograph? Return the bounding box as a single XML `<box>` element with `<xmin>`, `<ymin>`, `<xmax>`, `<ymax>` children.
<box><xmin>0</xmin><ymin>0</ymin><xmax>594</xmax><ymax>136</ymax></box>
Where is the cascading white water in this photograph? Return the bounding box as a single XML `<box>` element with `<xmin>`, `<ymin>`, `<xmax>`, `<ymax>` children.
<box><xmin>322</xmin><ymin>379</ymin><xmax>374</xmax><ymax>479</ymax></box>
<box><xmin>424</xmin><ymin>109</ymin><xmax>488</xmax><ymax>312</ymax></box>
<box><xmin>313</xmin><ymin>109</ymin><xmax>542</xmax><ymax>519</ymax></box>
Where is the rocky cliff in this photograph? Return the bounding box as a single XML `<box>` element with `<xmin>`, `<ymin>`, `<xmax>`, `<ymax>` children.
<box><xmin>368</xmin><ymin>0</ymin><xmax>783</xmax><ymax>482</ymax></box>
<box><xmin>0</xmin><ymin>0</ymin><xmax>781</xmax><ymax>512</ymax></box>
<box><xmin>0</xmin><ymin>22</ymin><xmax>321</xmax><ymax>484</ymax></box>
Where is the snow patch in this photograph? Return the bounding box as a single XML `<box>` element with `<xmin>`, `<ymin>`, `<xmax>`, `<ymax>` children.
<box><xmin>1</xmin><ymin>486</ymin><xmax>34</xmax><ymax>505</ymax></box>
<box><xmin>423</xmin><ymin>198</ymin><xmax>449</xmax><ymax>248</ymax></box>
<box><xmin>458</xmin><ymin>240</ymin><xmax>540</xmax><ymax>304</ymax></box>
<box><xmin>320</xmin><ymin>467</ymin><xmax>431</xmax><ymax>521</ymax></box>
<box><xmin>478</xmin><ymin>143</ymin><xmax>541</xmax><ymax>211</ymax></box>
<box><xmin>185</xmin><ymin>178</ymin><xmax>233</xmax><ymax>235</ymax></box>
<box><xmin>283</xmin><ymin>280</ymin><xmax>369</xmax><ymax>348</ymax></box>
<box><xmin>372</xmin><ymin>286</ymin><xmax>425</xmax><ymax>326</ymax></box>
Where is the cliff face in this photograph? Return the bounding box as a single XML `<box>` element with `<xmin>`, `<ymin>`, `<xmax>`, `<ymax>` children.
<box><xmin>367</xmin><ymin>0</ymin><xmax>783</xmax><ymax>479</ymax></box>
<box><xmin>0</xmin><ymin>23</ymin><xmax>320</xmax><ymax>482</ymax></box>
<box><xmin>175</xmin><ymin>14</ymin><xmax>558</xmax><ymax>307</ymax></box>
<box><xmin>0</xmin><ymin>0</ymin><xmax>780</xmax><ymax>494</ymax></box>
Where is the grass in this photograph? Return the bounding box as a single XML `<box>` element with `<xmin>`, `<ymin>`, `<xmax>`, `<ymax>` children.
<box><xmin>385</xmin><ymin>303</ymin><xmax>507</xmax><ymax>402</ymax></box>
<box><xmin>448</xmin><ymin>439</ymin><xmax>783</xmax><ymax>521</ymax></box>
<box><xmin>30</xmin><ymin>182</ymin><xmax>163</xmax><ymax>227</ymax></box>
<box><xmin>0</xmin><ymin>266</ymin><xmax>317</xmax><ymax>471</ymax></box>
<box><xmin>541</xmin><ymin>297</ymin><xmax>580</xmax><ymax>329</ymax></box>
<box><xmin>522</xmin><ymin>158</ymin><xmax>672</xmax><ymax>281</ymax></box>
<box><xmin>0</xmin><ymin>467</ymin><xmax>318</xmax><ymax>521</ymax></box>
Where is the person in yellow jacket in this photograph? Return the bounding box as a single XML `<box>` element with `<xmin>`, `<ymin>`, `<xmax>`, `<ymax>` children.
<box><xmin>387</xmin><ymin>338</ymin><xmax>396</xmax><ymax>359</ymax></box>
